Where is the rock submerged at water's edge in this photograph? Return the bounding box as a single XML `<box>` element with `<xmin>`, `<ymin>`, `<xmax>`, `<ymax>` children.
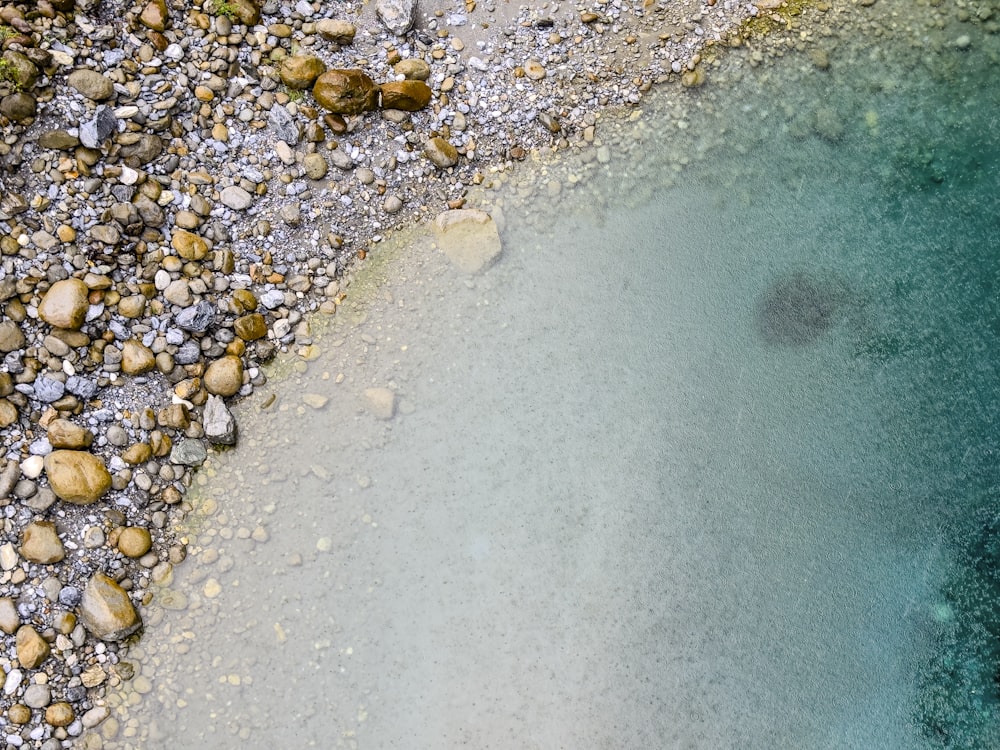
<box><xmin>433</xmin><ymin>208</ymin><xmax>503</xmax><ymax>274</ymax></box>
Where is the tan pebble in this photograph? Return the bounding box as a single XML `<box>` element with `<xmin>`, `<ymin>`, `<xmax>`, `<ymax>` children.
<box><xmin>122</xmin><ymin>443</ymin><xmax>152</xmax><ymax>465</ymax></box>
<box><xmin>16</xmin><ymin>625</ymin><xmax>51</xmax><ymax>668</ymax></box>
<box><xmin>524</xmin><ymin>60</ymin><xmax>546</xmax><ymax>80</ymax></box>
<box><xmin>203</xmin><ymin>578</ymin><xmax>222</xmax><ymax>598</ymax></box>
<box><xmin>45</xmin><ymin>702</ymin><xmax>74</xmax><ymax>727</ymax></box>
<box><xmin>302</xmin><ymin>393</ymin><xmax>329</xmax><ymax>409</ymax></box>
<box><xmin>117</xmin><ymin>527</ymin><xmax>152</xmax><ymax>558</ymax></box>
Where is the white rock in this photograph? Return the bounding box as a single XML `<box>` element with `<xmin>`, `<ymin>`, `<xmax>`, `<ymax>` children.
<box><xmin>21</xmin><ymin>455</ymin><xmax>44</xmax><ymax>479</ymax></box>
<box><xmin>203</xmin><ymin>395</ymin><xmax>237</xmax><ymax>445</ymax></box>
<box><xmin>120</xmin><ymin>165</ymin><xmax>139</xmax><ymax>185</ymax></box>
<box><xmin>275</xmin><ymin>141</ymin><xmax>295</xmax><ymax>165</ymax></box>
<box><xmin>376</xmin><ymin>0</ymin><xmax>417</xmax><ymax>35</ymax></box>
<box><xmin>3</xmin><ymin>669</ymin><xmax>21</xmax><ymax>695</ymax></box>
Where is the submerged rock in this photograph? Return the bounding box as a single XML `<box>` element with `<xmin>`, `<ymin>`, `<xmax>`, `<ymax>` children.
<box><xmin>433</xmin><ymin>208</ymin><xmax>503</xmax><ymax>274</ymax></box>
<box><xmin>756</xmin><ymin>271</ymin><xmax>845</xmax><ymax>346</ymax></box>
<box><xmin>364</xmin><ymin>387</ymin><xmax>397</xmax><ymax>420</ymax></box>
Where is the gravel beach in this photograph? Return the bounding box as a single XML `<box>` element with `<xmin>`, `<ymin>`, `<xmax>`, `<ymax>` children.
<box><xmin>0</xmin><ymin>0</ymin><xmax>971</xmax><ymax>744</ymax></box>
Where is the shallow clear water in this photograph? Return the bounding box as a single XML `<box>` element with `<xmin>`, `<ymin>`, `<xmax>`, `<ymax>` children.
<box><xmin>98</xmin><ymin>3</ymin><xmax>1000</xmax><ymax>748</ymax></box>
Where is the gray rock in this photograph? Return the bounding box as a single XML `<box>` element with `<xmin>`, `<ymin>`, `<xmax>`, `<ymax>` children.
<box><xmin>0</xmin><ymin>191</ymin><xmax>28</xmax><ymax>221</ymax></box>
<box><xmin>174</xmin><ymin>340</ymin><xmax>201</xmax><ymax>365</ymax></box>
<box><xmin>203</xmin><ymin>395</ymin><xmax>238</xmax><ymax>446</ymax></box>
<box><xmin>376</xmin><ymin>0</ymin><xmax>417</xmax><ymax>35</ymax></box>
<box><xmin>175</xmin><ymin>301</ymin><xmax>216</xmax><ymax>333</ymax></box>
<box><xmin>79</xmin><ymin>106</ymin><xmax>118</xmax><ymax>148</ymax></box>
<box><xmin>220</xmin><ymin>185</ymin><xmax>253</xmax><ymax>211</ymax></box>
<box><xmin>170</xmin><ymin>439</ymin><xmax>207</xmax><ymax>466</ymax></box>
<box><xmin>58</xmin><ymin>586</ymin><xmax>81</xmax><ymax>608</ymax></box>
<box><xmin>133</xmin><ymin>194</ymin><xmax>165</xmax><ymax>226</ymax></box>
<box><xmin>34</xmin><ymin>377</ymin><xmax>66</xmax><ymax>403</ymax></box>
<box><xmin>261</xmin><ymin>289</ymin><xmax>285</xmax><ymax>309</ymax></box>
<box><xmin>24</xmin><ymin>487</ymin><xmax>56</xmax><ymax>513</ymax></box>
<box><xmin>66</xmin><ymin>376</ymin><xmax>97</xmax><ymax>399</ymax></box>
<box><xmin>330</xmin><ymin>148</ymin><xmax>354</xmax><ymax>170</ymax></box>
<box><xmin>23</xmin><ymin>683</ymin><xmax>51</xmax><ymax>709</ymax></box>
<box><xmin>268</xmin><ymin>104</ymin><xmax>299</xmax><ymax>145</ymax></box>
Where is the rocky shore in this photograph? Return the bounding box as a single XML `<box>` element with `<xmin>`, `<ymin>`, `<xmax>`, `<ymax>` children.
<box><xmin>0</xmin><ymin>0</ymin><xmax>920</xmax><ymax>744</ymax></box>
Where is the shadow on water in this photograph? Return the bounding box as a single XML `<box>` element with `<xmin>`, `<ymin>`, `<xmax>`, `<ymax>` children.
<box><xmin>756</xmin><ymin>270</ymin><xmax>851</xmax><ymax>347</ymax></box>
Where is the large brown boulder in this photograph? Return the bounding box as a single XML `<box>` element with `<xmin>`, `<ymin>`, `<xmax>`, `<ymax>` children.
<box><xmin>171</xmin><ymin>229</ymin><xmax>209</xmax><ymax>260</ymax></box>
<box><xmin>279</xmin><ymin>55</ymin><xmax>326</xmax><ymax>90</ymax></box>
<box><xmin>120</xmin><ymin>340</ymin><xmax>156</xmax><ymax>375</ymax></box>
<box><xmin>43</xmin><ymin>450</ymin><xmax>112</xmax><ymax>505</ymax></box>
<box><xmin>380</xmin><ymin>80</ymin><xmax>432</xmax><ymax>111</ymax></box>
<box><xmin>313</xmin><ymin>69</ymin><xmax>379</xmax><ymax>115</ymax></box>
<box><xmin>66</xmin><ymin>69</ymin><xmax>114</xmax><ymax>101</ymax></box>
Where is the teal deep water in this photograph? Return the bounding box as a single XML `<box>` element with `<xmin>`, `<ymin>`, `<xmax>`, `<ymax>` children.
<box><xmin>103</xmin><ymin>4</ymin><xmax>1000</xmax><ymax>749</ymax></box>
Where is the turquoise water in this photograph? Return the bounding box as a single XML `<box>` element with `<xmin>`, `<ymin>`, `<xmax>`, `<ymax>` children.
<box><xmin>98</xmin><ymin>3</ymin><xmax>1000</xmax><ymax>748</ymax></box>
